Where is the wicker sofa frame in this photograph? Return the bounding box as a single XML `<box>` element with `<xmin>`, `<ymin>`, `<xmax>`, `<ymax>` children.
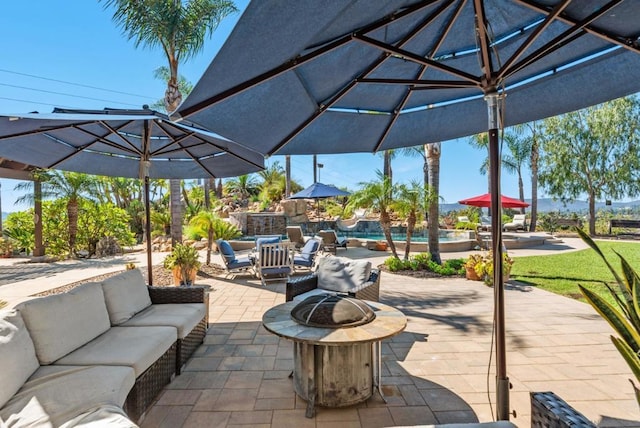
<box><xmin>285</xmin><ymin>269</ymin><xmax>380</xmax><ymax>302</ymax></box>
<box><xmin>147</xmin><ymin>285</ymin><xmax>209</xmax><ymax>374</ymax></box>
<box><xmin>121</xmin><ymin>285</ymin><xmax>209</xmax><ymax>422</ymax></box>
<box><xmin>531</xmin><ymin>391</ymin><xmax>595</xmax><ymax>427</ymax></box>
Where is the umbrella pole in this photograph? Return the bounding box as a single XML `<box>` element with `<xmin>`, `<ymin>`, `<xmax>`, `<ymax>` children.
<box><xmin>486</xmin><ymin>92</ymin><xmax>509</xmax><ymax>420</ymax></box>
<box><xmin>145</xmin><ymin>175</ymin><xmax>153</xmax><ymax>285</ymax></box>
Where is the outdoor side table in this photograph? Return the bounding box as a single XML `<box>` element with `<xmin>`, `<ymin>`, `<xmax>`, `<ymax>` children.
<box><xmin>262</xmin><ymin>299</ymin><xmax>407</xmax><ymax>417</ymax></box>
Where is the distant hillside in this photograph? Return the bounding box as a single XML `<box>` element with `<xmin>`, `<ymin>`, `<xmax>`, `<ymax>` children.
<box><xmin>1</xmin><ymin>211</ymin><xmax>7</xmax><ymax>222</ymax></box>
<box><xmin>441</xmin><ymin>198</ymin><xmax>640</xmax><ymax>213</ymax></box>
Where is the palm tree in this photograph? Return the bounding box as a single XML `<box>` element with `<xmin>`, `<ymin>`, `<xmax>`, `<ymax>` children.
<box><xmin>426</xmin><ymin>142</ymin><xmax>442</xmax><ymax>264</ymax></box>
<box><xmin>348</xmin><ymin>172</ymin><xmax>398</xmax><ymax>258</ymax></box>
<box><xmin>15</xmin><ymin>171</ymin><xmax>97</xmax><ymax>257</ymax></box>
<box><xmin>102</xmin><ymin>0</ymin><xmax>237</xmax><ymax>113</ymax></box>
<box><xmin>102</xmin><ymin>0</ymin><xmax>237</xmax><ymax>247</ymax></box>
<box><xmin>225</xmin><ymin>174</ymin><xmax>260</xmax><ymax>199</ymax></box>
<box><xmin>393</xmin><ymin>180</ymin><xmax>426</xmax><ymax>260</ymax></box>
<box><xmin>502</xmin><ymin>132</ymin><xmax>531</xmax><ymax>214</ymax></box>
<box><xmin>189</xmin><ymin>210</ymin><xmax>219</xmax><ymax>265</ymax></box>
<box><xmin>513</xmin><ymin>121</ymin><xmax>543</xmax><ymax>231</ymax></box>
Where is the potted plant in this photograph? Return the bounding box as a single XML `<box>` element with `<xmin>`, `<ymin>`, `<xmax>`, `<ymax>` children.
<box><xmin>477</xmin><ymin>251</ymin><xmax>514</xmax><ymax>286</ymax></box>
<box><xmin>0</xmin><ymin>238</ymin><xmax>13</xmax><ymax>258</ymax></box>
<box><xmin>464</xmin><ymin>253</ymin><xmax>484</xmax><ymax>280</ymax></box>
<box><xmin>163</xmin><ymin>244</ymin><xmax>201</xmax><ymax>286</ymax></box>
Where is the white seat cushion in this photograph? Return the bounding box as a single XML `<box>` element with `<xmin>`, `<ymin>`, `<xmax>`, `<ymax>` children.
<box><xmin>121</xmin><ymin>303</ymin><xmax>205</xmax><ymax>339</ymax></box>
<box><xmin>0</xmin><ymin>365</ymin><xmax>135</xmax><ymax>428</ymax></box>
<box><xmin>54</xmin><ymin>326</ymin><xmax>176</xmax><ymax>377</ymax></box>
<box><xmin>60</xmin><ymin>404</ymin><xmax>137</xmax><ymax>428</ymax></box>
<box><xmin>0</xmin><ymin>310</ymin><xmax>40</xmax><ymax>409</ymax></box>
<box><xmin>316</xmin><ymin>257</ymin><xmax>372</xmax><ymax>293</ymax></box>
<box><xmin>101</xmin><ymin>269</ymin><xmax>152</xmax><ymax>325</ymax></box>
<box><xmin>16</xmin><ymin>283</ymin><xmax>111</xmax><ymax>365</ymax></box>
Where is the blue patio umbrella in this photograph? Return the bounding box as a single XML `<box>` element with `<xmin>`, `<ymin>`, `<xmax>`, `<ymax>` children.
<box><xmin>175</xmin><ymin>1</ymin><xmax>640</xmax><ymax>419</ymax></box>
<box><xmin>289</xmin><ymin>182</ymin><xmax>350</xmax><ymax>199</ymax></box>
<box><xmin>289</xmin><ymin>182</ymin><xmax>350</xmax><ymax>215</ymax></box>
<box><xmin>0</xmin><ymin>107</ymin><xmax>264</xmax><ymax>284</ymax></box>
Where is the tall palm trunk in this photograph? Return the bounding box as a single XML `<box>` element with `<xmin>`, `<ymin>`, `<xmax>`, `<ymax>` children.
<box><xmin>404</xmin><ymin>210</ymin><xmax>416</xmax><ymax>261</ymax></box>
<box><xmin>67</xmin><ymin>198</ymin><xmax>79</xmax><ymax>257</ymax></box>
<box><xmin>427</xmin><ymin>143</ymin><xmax>441</xmax><ymax>264</ymax></box>
<box><xmin>170</xmin><ymin>179</ymin><xmax>183</xmax><ymax>246</ymax></box>
<box><xmin>380</xmin><ymin>210</ymin><xmax>398</xmax><ymax>258</ymax></box>
<box><xmin>383</xmin><ymin>151</ymin><xmax>393</xmax><ymax>185</ymax></box>
<box><xmin>285</xmin><ymin>155</ymin><xmax>291</xmax><ymax>197</ymax></box>
<box><xmin>518</xmin><ymin>168</ymin><xmax>525</xmax><ymax>214</ymax></box>
<box><xmin>529</xmin><ymin>139</ymin><xmax>539</xmax><ymax>231</ymax></box>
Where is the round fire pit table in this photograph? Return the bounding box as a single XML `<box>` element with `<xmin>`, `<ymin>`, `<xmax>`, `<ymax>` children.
<box><xmin>262</xmin><ymin>297</ymin><xmax>407</xmax><ymax>417</ymax></box>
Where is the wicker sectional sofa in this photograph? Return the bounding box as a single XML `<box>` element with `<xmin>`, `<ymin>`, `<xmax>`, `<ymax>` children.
<box><xmin>0</xmin><ymin>269</ymin><xmax>208</xmax><ymax>427</ymax></box>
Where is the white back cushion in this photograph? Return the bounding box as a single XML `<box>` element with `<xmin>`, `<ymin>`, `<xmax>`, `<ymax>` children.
<box><xmin>100</xmin><ymin>269</ymin><xmax>151</xmax><ymax>325</ymax></box>
<box><xmin>0</xmin><ymin>310</ymin><xmax>40</xmax><ymax>409</ymax></box>
<box><xmin>316</xmin><ymin>257</ymin><xmax>371</xmax><ymax>293</ymax></box>
<box><xmin>17</xmin><ymin>283</ymin><xmax>111</xmax><ymax>365</ymax></box>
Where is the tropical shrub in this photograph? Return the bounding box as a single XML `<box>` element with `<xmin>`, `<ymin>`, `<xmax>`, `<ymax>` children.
<box><xmin>383</xmin><ymin>253</ymin><xmax>465</xmax><ymax>276</ymax></box>
<box><xmin>470</xmin><ymin>251</ymin><xmax>514</xmax><ymax>286</ymax></box>
<box><xmin>577</xmin><ymin>229</ymin><xmax>640</xmax><ymax>407</ymax></box>
<box><xmin>163</xmin><ymin>243</ymin><xmax>201</xmax><ymax>286</ymax></box>
<box><xmin>4</xmin><ymin>211</ymin><xmax>35</xmax><ymax>254</ymax></box>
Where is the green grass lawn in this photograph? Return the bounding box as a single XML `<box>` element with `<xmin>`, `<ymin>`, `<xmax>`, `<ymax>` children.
<box><xmin>510</xmin><ymin>240</ymin><xmax>640</xmax><ymax>306</ymax></box>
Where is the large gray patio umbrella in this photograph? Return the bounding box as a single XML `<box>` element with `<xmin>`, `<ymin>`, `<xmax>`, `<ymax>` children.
<box><xmin>174</xmin><ymin>1</ymin><xmax>640</xmax><ymax>419</ymax></box>
<box><xmin>0</xmin><ymin>107</ymin><xmax>264</xmax><ymax>284</ymax></box>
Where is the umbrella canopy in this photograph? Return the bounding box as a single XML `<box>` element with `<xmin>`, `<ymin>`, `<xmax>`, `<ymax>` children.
<box><xmin>0</xmin><ymin>107</ymin><xmax>265</xmax><ymax>284</ymax></box>
<box><xmin>289</xmin><ymin>182</ymin><xmax>350</xmax><ymax>199</ymax></box>
<box><xmin>175</xmin><ymin>1</ymin><xmax>640</xmax><ymax>420</ymax></box>
<box><xmin>175</xmin><ymin>1</ymin><xmax>640</xmax><ymax>156</ymax></box>
<box><xmin>0</xmin><ymin>108</ymin><xmax>264</xmax><ymax>179</ymax></box>
<box><xmin>459</xmin><ymin>193</ymin><xmax>529</xmax><ymax>209</ymax></box>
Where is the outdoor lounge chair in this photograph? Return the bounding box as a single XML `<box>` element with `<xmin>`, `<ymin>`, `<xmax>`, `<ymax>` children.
<box><xmin>293</xmin><ymin>237</ymin><xmax>322</xmax><ymax>272</ymax></box>
<box><xmin>480</xmin><ymin>215</ymin><xmax>492</xmax><ymax>231</ymax></box>
<box><xmin>317</xmin><ymin>229</ymin><xmax>347</xmax><ymax>255</ymax></box>
<box><xmin>458</xmin><ymin>215</ymin><xmax>471</xmax><ymax>223</ymax></box>
<box><xmin>217</xmin><ymin>239</ymin><xmax>255</xmax><ymax>278</ymax></box>
<box><xmin>503</xmin><ymin>214</ymin><xmax>527</xmax><ymax>232</ymax></box>
<box><xmin>255</xmin><ymin>241</ymin><xmax>295</xmax><ymax>286</ymax></box>
<box><xmin>286</xmin><ymin>225</ymin><xmax>308</xmax><ymax>249</ymax></box>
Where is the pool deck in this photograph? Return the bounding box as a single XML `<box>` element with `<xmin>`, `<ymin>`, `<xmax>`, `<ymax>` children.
<box><xmin>1</xmin><ymin>236</ymin><xmax>639</xmax><ymax>427</ymax></box>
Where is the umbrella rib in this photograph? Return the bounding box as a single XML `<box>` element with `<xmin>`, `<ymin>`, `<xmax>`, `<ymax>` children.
<box><xmin>472</xmin><ymin>0</ymin><xmax>495</xmax><ymax>88</ymax></box>
<box><xmin>502</xmin><ymin>2</ymin><xmax>623</xmax><ymax>81</ymax></box>
<box><xmin>176</xmin><ymin>0</ymin><xmax>441</xmax><ymax>119</ymax></box>
<box><xmin>358</xmin><ymin>78</ymin><xmax>475</xmax><ymax>89</ymax></box>
<box><xmin>354</xmin><ymin>35</ymin><xmax>480</xmax><ymax>85</ymax></box>
<box><xmin>270</xmin><ymin>0</ymin><xmax>460</xmax><ymax>156</ymax></box>
<box><xmin>496</xmin><ymin>0</ymin><xmax>572</xmax><ymax>82</ymax></box>
<box><xmin>154</xmin><ymin>121</ymin><xmax>264</xmax><ymax>171</ymax></box>
<box><xmin>373</xmin><ymin>0</ymin><xmax>464</xmax><ymax>153</ymax></box>
<box><xmin>517</xmin><ymin>0</ymin><xmax>639</xmax><ymax>54</ymax></box>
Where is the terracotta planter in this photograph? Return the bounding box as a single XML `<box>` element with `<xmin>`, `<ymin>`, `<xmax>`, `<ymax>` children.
<box><xmin>465</xmin><ymin>267</ymin><xmax>481</xmax><ymax>281</ymax></box>
<box><xmin>375</xmin><ymin>242</ymin><xmax>388</xmax><ymax>251</ymax></box>
<box><xmin>172</xmin><ymin>267</ymin><xmax>197</xmax><ymax>286</ymax></box>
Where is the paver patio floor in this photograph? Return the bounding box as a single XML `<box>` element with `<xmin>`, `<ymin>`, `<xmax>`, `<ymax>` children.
<box><xmin>141</xmin><ymin>251</ymin><xmax>640</xmax><ymax>428</ymax></box>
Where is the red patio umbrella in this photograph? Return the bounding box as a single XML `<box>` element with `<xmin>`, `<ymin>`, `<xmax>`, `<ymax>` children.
<box><xmin>459</xmin><ymin>193</ymin><xmax>529</xmax><ymax>209</ymax></box>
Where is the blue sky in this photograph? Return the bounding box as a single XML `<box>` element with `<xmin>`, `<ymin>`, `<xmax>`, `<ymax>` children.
<box><xmin>0</xmin><ymin>0</ymin><xmax>542</xmax><ymax>213</ymax></box>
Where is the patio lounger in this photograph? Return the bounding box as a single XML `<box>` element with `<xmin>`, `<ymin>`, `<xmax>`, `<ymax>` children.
<box><xmin>317</xmin><ymin>229</ymin><xmax>347</xmax><ymax>255</ymax></box>
<box><xmin>286</xmin><ymin>225</ymin><xmax>308</xmax><ymax>249</ymax></box>
<box><xmin>503</xmin><ymin>214</ymin><xmax>527</xmax><ymax>232</ymax></box>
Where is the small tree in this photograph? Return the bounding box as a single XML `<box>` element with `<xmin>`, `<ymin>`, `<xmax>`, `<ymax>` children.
<box><xmin>540</xmin><ymin>97</ymin><xmax>640</xmax><ymax>235</ymax></box>
<box><xmin>348</xmin><ymin>172</ymin><xmax>398</xmax><ymax>258</ymax></box>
